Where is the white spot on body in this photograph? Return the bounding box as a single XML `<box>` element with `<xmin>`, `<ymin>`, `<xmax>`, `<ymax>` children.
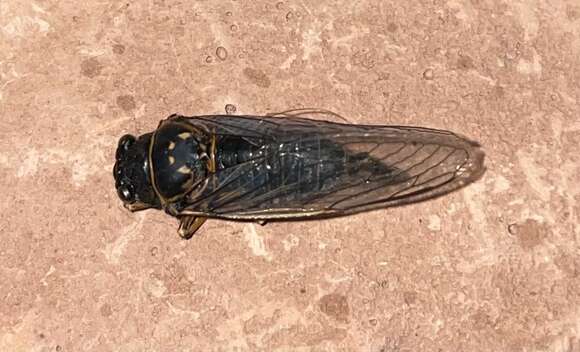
<box><xmin>177</xmin><ymin>165</ymin><xmax>191</xmax><ymax>174</ymax></box>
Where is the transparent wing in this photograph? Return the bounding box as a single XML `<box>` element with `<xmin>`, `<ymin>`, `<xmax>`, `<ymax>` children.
<box><xmin>172</xmin><ymin>111</ymin><xmax>485</xmax><ymax>220</ymax></box>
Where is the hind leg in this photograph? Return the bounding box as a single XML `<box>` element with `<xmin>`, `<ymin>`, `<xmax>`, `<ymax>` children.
<box><xmin>178</xmin><ymin>216</ymin><xmax>207</xmax><ymax>239</ymax></box>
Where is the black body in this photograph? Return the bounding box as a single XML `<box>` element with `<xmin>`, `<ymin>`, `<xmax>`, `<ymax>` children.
<box><xmin>113</xmin><ymin>110</ymin><xmax>485</xmax><ymax>237</ymax></box>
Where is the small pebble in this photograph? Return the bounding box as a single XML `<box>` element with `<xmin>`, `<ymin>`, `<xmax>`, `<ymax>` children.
<box><xmin>150</xmin><ymin>246</ymin><xmax>159</xmax><ymax>257</ymax></box>
<box><xmin>507</xmin><ymin>223</ymin><xmax>518</xmax><ymax>235</ymax></box>
<box><xmin>225</xmin><ymin>104</ymin><xmax>237</xmax><ymax>114</ymax></box>
<box><xmin>216</xmin><ymin>46</ymin><xmax>228</xmax><ymax>61</ymax></box>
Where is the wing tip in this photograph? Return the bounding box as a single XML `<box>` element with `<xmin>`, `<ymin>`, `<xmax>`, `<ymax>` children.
<box><xmin>457</xmin><ymin>142</ymin><xmax>486</xmax><ymax>185</ymax></box>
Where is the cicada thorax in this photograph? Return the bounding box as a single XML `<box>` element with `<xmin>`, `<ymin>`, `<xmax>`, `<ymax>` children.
<box><xmin>148</xmin><ymin>119</ymin><xmax>214</xmax><ymax>206</ymax></box>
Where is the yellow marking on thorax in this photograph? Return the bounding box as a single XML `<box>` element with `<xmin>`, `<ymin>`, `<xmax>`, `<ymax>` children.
<box><xmin>177</xmin><ymin>165</ymin><xmax>192</xmax><ymax>174</ymax></box>
<box><xmin>178</xmin><ymin>132</ymin><xmax>192</xmax><ymax>140</ymax></box>
<box><xmin>168</xmin><ymin>141</ymin><xmax>176</xmax><ymax>150</ymax></box>
<box><xmin>168</xmin><ymin>156</ymin><xmax>175</xmax><ymax>165</ymax></box>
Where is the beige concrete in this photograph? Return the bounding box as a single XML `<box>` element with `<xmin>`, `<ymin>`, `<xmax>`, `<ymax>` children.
<box><xmin>1</xmin><ymin>1</ymin><xmax>579</xmax><ymax>351</ymax></box>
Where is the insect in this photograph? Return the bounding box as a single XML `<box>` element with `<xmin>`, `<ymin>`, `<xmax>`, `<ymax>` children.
<box><xmin>113</xmin><ymin>109</ymin><xmax>485</xmax><ymax>239</ymax></box>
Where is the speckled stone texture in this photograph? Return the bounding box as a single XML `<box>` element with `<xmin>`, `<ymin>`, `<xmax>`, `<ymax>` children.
<box><xmin>1</xmin><ymin>1</ymin><xmax>579</xmax><ymax>351</ymax></box>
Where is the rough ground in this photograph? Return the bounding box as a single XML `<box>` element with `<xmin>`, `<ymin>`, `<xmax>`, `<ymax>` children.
<box><xmin>1</xmin><ymin>1</ymin><xmax>579</xmax><ymax>351</ymax></box>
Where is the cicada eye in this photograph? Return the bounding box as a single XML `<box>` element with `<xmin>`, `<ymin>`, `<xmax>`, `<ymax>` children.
<box><xmin>117</xmin><ymin>183</ymin><xmax>136</xmax><ymax>203</ymax></box>
<box><xmin>116</xmin><ymin>134</ymin><xmax>136</xmax><ymax>160</ymax></box>
<box><xmin>119</xmin><ymin>134</ymin><xmax>136</xmax><ymax>149</ymax></box>
<box><xmin>119</xmin><ymin>134</ymin><xmax>136</xmax><ymax>150</ymax></box>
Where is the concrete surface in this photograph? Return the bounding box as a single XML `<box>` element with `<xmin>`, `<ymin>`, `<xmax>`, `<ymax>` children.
<box><xmin>1</xmin><ymin>0</ymin><xmax>579</xmax><ymax>351</ymax></box>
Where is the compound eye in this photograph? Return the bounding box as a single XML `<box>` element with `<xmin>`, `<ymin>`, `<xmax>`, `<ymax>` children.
<box><xmin>116</xmin><ymin>134</ymin><xmax>136</xmax><ymax>160</ymax></box>
<box><xmin>117</xmin><ymin>183</ymin><xmax>136</xmax><ymax>203</ymax></box>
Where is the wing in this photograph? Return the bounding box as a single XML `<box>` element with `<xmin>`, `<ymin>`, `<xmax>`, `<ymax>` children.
<box><xmin>171</xmin><ymin>111</ymin><xmax>485</xmax><ymax>220</ymax></box>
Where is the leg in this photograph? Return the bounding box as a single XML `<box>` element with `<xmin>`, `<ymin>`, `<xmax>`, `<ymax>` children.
<box><xmin>178</xmin><ymin>216</ymin><xmax>207</xmax><ymax>239</ymax></box>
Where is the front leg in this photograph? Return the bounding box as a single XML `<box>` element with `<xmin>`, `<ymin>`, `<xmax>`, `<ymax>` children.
<box><xmin>178</xmin><ymin>216</ymin><xmax>207</xmax><ymax>239</ymax></box>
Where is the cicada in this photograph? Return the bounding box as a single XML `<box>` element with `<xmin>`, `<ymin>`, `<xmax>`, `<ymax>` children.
<box><xmin>113</xmin><ymin>109</ymin><xmax>485</xmax><ymax>239</ymax></box>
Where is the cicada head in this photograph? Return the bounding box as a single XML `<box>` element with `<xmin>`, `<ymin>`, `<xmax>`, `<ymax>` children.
<box><xmin>113</xmin><ymin>133</ymin><xmax>161</xmax><ymax>211</ymax></box>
